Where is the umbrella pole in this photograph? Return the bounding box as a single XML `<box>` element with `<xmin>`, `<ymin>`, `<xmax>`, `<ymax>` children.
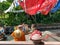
<box><xmin>31</xmin><ymin>15</ymin><xmax>37</xmax><ymax>25</ymax></box>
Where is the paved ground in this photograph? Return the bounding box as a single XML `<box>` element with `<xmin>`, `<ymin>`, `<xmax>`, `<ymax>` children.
<box><xmin>2</xmin><ymin>30</ymin><xmax>60</xmax><ymax>42</ymax></box>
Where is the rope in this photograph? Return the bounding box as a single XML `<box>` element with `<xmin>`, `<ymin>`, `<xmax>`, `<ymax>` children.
<box><xmin>31</xmin><ymin>15</ymin><xmax>38</xmax><ymax>24</ymax></box>
<box><xmin>7</xmin><ymin>10</ymin><xmax>24</xmax><ymax>13</ymax></box>
<box><xmin>24</xmin><ymin>0</ymin><xmax>27</xmax><ymax>12</ymax></box>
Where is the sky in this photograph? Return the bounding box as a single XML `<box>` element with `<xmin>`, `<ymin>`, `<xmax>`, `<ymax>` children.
<box><xmin>0</xmin><ymin>0</ymin><xmax>6</xmax><ymax>2</ymax></box>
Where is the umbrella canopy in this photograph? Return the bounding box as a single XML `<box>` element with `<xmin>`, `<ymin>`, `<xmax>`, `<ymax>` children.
<box><xmin>18</xmin><ymin>0</ymin><xmax>45</xmax><ymax>15</ymax></box>
<box><xmin>18</xmin><ymin>0</ymin><xmax>58</xmax><ymax>15</ymax></box>
<box><xmin>51</xmin><ymin>0</ymin><xmax>60</xmax><ymax>13</ymax></box>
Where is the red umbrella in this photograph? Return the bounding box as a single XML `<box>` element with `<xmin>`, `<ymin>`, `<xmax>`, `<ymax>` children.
<box><xmin>18</xmin><ymin>0</ymin><xmax>45</xmax><ymax>15</ymax></box>
<box><xmin>18</xmin><ymin>0</ymin><xmax>58</xmax><ymax>15</ymax></box>
<box><xmin>39</xmin><ymin>0</ymin><xmax>58</xmax><ymax>15</ymax></box>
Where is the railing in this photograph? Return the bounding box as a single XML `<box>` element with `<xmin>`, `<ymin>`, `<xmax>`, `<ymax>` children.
<box><xmin>0</xmin><ymin>41</ymin><xmax>60</xmax><ymax>45</ymax></box>
<box><xmin>36</xmin><ymin>23</ymin><xmax>60</xmax><ymax>30</ymax></box>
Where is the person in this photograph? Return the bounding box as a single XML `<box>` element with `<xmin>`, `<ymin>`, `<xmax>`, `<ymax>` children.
<box><xmin>30</xmin><ymin>27</ymin><xmax>56</xmax><ymax>42</ymax></box>
<box><xmin>0</xmin><ymin>26</ymin><xmax>7</xmax><ymax>41</ymax></box>
<box><xmin>14</xmin><ymin>26</ymin><xmax>18</xmax><ymax>30</ymax></box>
<box><xmin>22</xmin><ymin>23</ymin><xmax>30</xmax><ymax>35</ymax></box>
<box><xmin>22</xmin><ymin>23</ymin><xmax>26</xmax><ymax>32</ymax></box>
<box><xmin>0</xmin><ymin>26</ymin><xmax>4</xmax><ymax>34</ymax></box>
<box><xmin>11</xmin><ymin>25</ymin><xmax>26</xmax><ymax>41</ymax></box>
<box><xmin>30</xmin><ymin>28</ymin><xmax>44</xmax><ymax>45</ymax></box>
<box><xmin>28</xmin><ymin>24</ymin><xmax>36</xmax><ymax>34</ymax></box>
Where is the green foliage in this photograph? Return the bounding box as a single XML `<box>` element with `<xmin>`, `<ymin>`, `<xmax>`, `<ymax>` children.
<box><xmin>0</xmin><ymin>1</ymin><xmax>10</xmax><ymax>15</ymax></box>
<box><xmin>15</xmin><ymin>6</ymin><xmax>23</xmax><ymax>10</ymax></box>
<box><xmin>0</xmin><ymin>0</ymin><xmax>60</xmax><ymax>26</ymax></box>
<box><xmin>7</xmin><ymin>0</ymin><xmax>13</xmax><ymax>3</ymax></box>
